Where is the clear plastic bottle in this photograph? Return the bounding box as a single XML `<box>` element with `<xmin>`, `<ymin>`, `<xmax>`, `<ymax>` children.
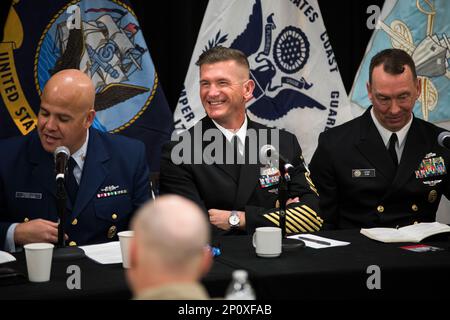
<box><xmin>225</xmin><ymin>269</ymin><xmax>256</xmax><ymax>300</ymax></box>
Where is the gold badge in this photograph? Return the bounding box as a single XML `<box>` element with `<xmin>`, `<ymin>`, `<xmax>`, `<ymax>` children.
<box><xmin>428</xmin><ymin>190</ymin><xmax>438</xmax><ymax>203</ymax></box>
<box><xmin>107</xmin><ymin>225</ymin><xmax>117</xmax><ymax>239</ymax></box>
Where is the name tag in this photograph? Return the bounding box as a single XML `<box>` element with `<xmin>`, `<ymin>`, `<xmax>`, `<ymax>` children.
<box><xmin>15</xmin><ymin>192</ymin><xmax>42</xmax><ymax>200</ymax></box>
<box><xmin>352</xmin><ymin>169</ymin><xmax>375</xmax><ymax>178</ymax></box>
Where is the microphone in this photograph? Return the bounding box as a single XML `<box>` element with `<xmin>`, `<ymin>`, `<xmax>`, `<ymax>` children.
<box><xmin>54</xmin><ymin>146</ymin><xmax>70</xmax><ymax>182</ymax></box>
<box><xmin>260</xmin><ymin>144</ymin><xmax>292</xmax><ymax>241</ymax></box>
<box><xmin>52</xmin><ymin>145</ymin><xmax>85</xmax><ymax>259</ymax></box>
<box><xmin>438</xmin><ymin>131</ymin><xmax>450</xmax><ymax>149</ymax></box>
<box><xmin>259</xmin><ymin>144</ymin><xmax>294</xmax><ymax>176</ymax></box>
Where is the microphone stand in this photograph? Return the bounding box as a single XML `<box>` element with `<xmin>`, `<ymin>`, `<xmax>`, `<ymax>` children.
<box><xmin>278</xmin><ymin>166</ymin><xmax>288</xmax><ymax>239</ymax></box>
<box><xmin>278</xmin><ymin>161</ymin><xmax>305</xmax><ymax>250</ymax></box>
<box><xmin>56</xmin><ymin>179</ymin><xmax>67</xmax><ymax>247</ymax></box>
<box><xmin>53</xmin><ymin>173</ymin><xmax>85</xmax><ymax>261</ymax></box>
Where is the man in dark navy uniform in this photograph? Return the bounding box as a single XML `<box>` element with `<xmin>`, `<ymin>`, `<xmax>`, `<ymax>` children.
<box><xmin>310</xmin><ymin>49</ymin><xmax>450</xmax><ymax>229</ymax></box>
<box><xmin>160</xmin><ymin>47</ymin><xmax>322</xmax><ymax>237</ymax></box>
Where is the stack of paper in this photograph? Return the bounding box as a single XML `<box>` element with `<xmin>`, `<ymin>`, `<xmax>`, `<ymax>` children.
<box><xmin>0</xmin><ymin>250</ymin><xmax>16</xmax><ymax>264</ymax></box>
<box><xmin>80</xmin><ymin>241</ymin><xmax>122</xmax><ymax>264</ymax></box>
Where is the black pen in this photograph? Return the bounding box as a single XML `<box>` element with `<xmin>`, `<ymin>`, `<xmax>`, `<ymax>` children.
<box><xmin>295</xmin><ymin>236</ymin><xmax>331</xmax><ymax>246</ymax></box>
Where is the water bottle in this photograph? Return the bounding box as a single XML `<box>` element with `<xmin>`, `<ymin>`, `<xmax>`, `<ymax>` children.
<box><xmin>225</xmin><ymin>269</ymin><xmax>256</xmax><ymax>300</ymax></box>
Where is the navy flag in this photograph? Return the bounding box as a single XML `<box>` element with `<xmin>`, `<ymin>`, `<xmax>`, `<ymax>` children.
<box><xmin>0</xmin><ymin>0</ymin><xmax>173</xmax><ymax>173</ymax></box>
<box><xmin>351</xmin><ymin>0</ymin><xmax>449</xmax><ymax>122</ymax></box>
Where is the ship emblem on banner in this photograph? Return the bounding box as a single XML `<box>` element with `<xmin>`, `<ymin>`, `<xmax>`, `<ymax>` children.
<box><xmin>35</xmin><ymin>0</ymin><xmax>155</xmax><ymax>132</ymax></box>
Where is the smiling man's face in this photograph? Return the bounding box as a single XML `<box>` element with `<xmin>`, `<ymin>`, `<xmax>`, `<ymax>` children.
<box><xmin>199</xmin><ymin>60</ymin><xmax>254</xmax><ymax>130</ymax></box>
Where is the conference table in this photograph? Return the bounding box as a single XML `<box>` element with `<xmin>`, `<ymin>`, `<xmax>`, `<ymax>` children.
<box><xmin>1</xmin><ymin>229</ymin><xmax>449</xmax><ymax>300</ymax></box>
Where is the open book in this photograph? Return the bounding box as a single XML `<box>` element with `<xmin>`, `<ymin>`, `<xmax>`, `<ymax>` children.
<box><xmin>360</xmin><ymin>222</ymin><xmax>450</xmax><ymax>243</ymax></box>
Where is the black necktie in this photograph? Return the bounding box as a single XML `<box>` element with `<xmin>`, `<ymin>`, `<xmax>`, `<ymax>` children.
<box><xmin>230</xmin><ymin>135</ymin><xmax>242</xmax><ymax>180</ymax></box>
<box><xmin>232</xmin><ymin>135</ymin><xmax>244</xmax><ymax>163</ymax></box>
<box><xmin>65</xmin><ymin>157</ymin><xmax>79</xmax><ymax>205</ymax></box>
<box><xmin>388</xmin><ymin>133</ymin><xmax>398</xmax><ymax>169</ymax></box>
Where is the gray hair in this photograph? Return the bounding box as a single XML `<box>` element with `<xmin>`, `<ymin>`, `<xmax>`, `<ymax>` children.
<box><xmin>131</xmin><ymin>195</ymin><xmax>210</xmax><ymax>270</ymax></box>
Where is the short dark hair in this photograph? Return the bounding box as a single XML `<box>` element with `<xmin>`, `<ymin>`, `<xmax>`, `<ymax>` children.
<box><xmin>196</xmin><ymin>46</ymin><xmax>250</xmax><ymax>70</ymax></box>
<box><xmin>369</xmin><ymin>48</ymin><xmax>417</xmax><ymax>84</ymax></box>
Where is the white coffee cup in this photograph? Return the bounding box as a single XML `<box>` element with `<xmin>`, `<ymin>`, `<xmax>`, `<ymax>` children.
<box><xmin>252</xmin><ymin>227</ymin><xmax>282</xmax><ymax>258</ymax></box>
<box><xmin>24</xmin><ymin>243</ymin><xmax>54</xmax><ymax>282</ymax></box>
<box><xmin>118</xmin><ymin>230</ymin><xmax>134</xmax><ymax>268</ymax></box>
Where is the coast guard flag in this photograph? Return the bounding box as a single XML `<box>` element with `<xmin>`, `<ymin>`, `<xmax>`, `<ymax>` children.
<box><xmin>350</xmin><ymin>0</ymin><xmax>450</xmax><ymax>123</ymax></box>
<box><xmin>174</xmin><ymin>0</ymin><xmax>352</xmax><ymax>163</ymax></box>
<box><xmin>0</xmin><ymin>0</ymin><xmax>173</xmax><ymax>172</ymax></box>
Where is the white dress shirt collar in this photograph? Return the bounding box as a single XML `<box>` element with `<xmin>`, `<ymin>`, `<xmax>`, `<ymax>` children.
<box><xmin>370</xmin><ymin>107</ymin><xmax>412</xmax><ymax>149</ymax></box>
<box><xmin>70</xmin><ymin>129</ymin><xmax>89</xmax><ymax>177</ymax></box>
<box><xmin>211</xmin><ymin>117</ymin><xmax>247</xmax><ymax>155</ymax></box>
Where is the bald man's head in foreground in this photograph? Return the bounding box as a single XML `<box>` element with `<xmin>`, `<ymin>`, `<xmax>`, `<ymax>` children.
<box><xmin>38</xmin><ymin>69</ymin><xmax>96</xmax><ymax>154</ymax></box>
<box><xmin>127</xmin><ymin>195</ymin><xmax>212</xmax><ymax>296</ymax></box>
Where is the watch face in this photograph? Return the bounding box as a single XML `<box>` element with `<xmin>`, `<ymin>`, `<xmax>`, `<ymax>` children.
<box><xmin>229</xmin><ymin>214</ymin><xmax>240</xmax><ymax>226</ymax></box>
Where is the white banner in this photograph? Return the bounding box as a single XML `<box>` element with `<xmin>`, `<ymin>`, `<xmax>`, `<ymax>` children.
<box><xmin>174</xmin><ymin>0</ymin><xmax>352</xmax><ymax>163</ymax></box>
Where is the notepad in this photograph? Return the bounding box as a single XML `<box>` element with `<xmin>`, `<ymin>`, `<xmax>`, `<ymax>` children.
<box><xmin>360</xmin><ymin>222</ymin><xmax>450</xmax><ymax>243</ymax></box>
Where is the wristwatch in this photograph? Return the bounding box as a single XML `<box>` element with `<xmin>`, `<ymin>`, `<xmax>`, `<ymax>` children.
<box><xmin>228</xmin><ymin>210</ymin><xmax>240</xmax><ymax>228</ymax></box>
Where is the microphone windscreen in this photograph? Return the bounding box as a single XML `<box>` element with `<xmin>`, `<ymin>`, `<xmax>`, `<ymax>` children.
<box><xmin>54</xmin><ymin>146</ymin><xmax>70</xmax><ymax>160</ymax></box>
<box><xmin>438</xmin><ymin>131</ymin><xmax>450</xmax><ymax>148</ymax></box>
<box><xmin>259</xmin><ymin>144</ymin><xmax>277</xmax><ymax>164</ymax></box>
